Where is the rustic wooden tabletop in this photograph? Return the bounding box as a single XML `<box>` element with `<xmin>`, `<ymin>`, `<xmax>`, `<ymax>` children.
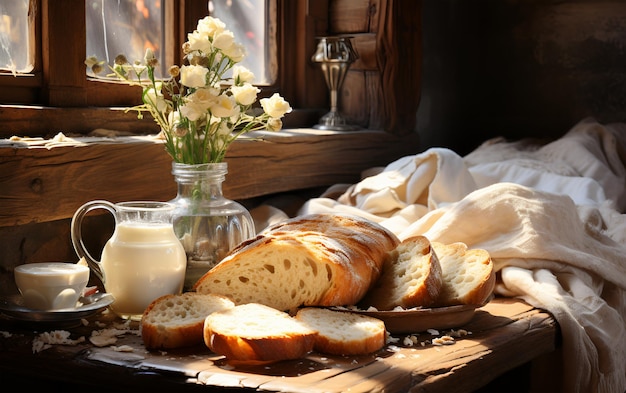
<box><xmin>0</xmin><ymin>296</ymin><xmax>558</xmax><ymax>393</ymax></box>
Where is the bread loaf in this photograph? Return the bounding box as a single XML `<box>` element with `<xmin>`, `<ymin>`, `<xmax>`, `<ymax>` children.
<box><xmin>141</xmin><ymin>292</ymin><xmax>235</xmax><ymax>349</ymax></box>
<box><xmin>295</xmin><ymin>307</ymin><xmax>386</xmax><ymax>356</ymax></box>
<box><xmin>431</xmin><ymin>241</ymin><xmax>495</xmax><ymax>306</ymax></box>
<box><xmin>203</xmin><ymin>303</ymin><xmax>317</xmax><ymax>363</ymax></box>
<box><xmin>359</xmin><ymin>236</ymin><xmax>443</xmax><ymax>310</ymax></box>
<box><xmin>193</xmin><ymin>213</ymin><xmax>400</xmax><ymax>311</ymax></box>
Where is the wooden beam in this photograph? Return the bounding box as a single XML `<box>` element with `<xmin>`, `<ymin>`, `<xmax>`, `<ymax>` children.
<box><xmin>0</xmin><ymin>129</ymin><xmax>421</xmax><ymax>227</ymax></box>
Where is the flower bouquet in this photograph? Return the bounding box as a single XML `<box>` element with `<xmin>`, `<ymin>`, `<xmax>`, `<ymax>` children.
<box><xmin>85</xmin><ymin>15</ymin><xmax>292</xmax><ymax>289</ymax></box>
<box><xmin>85</xmin><ymin>15</ymin><xmax>292</xmax><ymax>164</ymax></box>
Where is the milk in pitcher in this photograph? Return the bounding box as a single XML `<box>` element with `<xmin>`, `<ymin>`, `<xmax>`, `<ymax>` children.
<box><xmin>100</xmin><ymin>222</ymin><xmax>186</xmax><ymax>318</ymax></box>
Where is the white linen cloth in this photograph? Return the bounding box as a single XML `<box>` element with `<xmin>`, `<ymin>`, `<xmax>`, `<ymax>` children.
<box><xmin>297</xmin><ymin>118</ymin><xmax>626</xmax><ymax>393</ymax></box>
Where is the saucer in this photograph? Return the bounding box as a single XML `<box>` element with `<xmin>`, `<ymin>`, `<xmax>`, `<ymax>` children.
<box><xmin>0</xmin><ymin>292</ymin><xmax>114</xmax><ymax>323</ymax></box>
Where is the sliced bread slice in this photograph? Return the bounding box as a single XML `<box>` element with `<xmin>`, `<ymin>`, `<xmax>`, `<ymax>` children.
<box><xmin>431</xmin><ymin>241</ymin><xmax>495</xmax><ymax>306</ymax></box>
<box><xmin>295</xmin><ymin>307</ymin><xmax>386</xmax><ymax>356</ymax></box>
<box><xmin>203</xmin><ymin>303</ymin><xmax>318</xmax><ymax>364</ymax></box>
<box><xmin>141</xmin><ymin>292</ymin><xmax>235</xmax><ymax>349</ymax></box>
<box><xmin>359</xmin><ymin>236</ymin><xmax>443</xmax><ymax>311</ymax></box>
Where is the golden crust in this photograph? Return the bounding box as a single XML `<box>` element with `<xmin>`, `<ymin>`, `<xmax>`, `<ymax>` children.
<box><xmin>193</xmin><ymin>213</ymin><xmax>400</xmax><ymax>311</ymax></box>
<box><xmin>432</xmin><ymin>242</ymin><xmax>495</xmax><ymax>307</ymax></box>
<box><xmin>141</xmin><ymin>292</ymin><xmax>234</xmax><ymax>350</ymax></box>
<box><xmin>360</xmin><ymin>236</ymin><xmax>443</xmax><ymax>310</ymax></box>
<box><xmin>203</xmin><ymin>304</ymin><xmax>317</xmax><ymax>363</ymax></box>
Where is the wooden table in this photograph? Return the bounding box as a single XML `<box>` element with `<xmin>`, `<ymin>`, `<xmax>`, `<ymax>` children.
<box><xmin>0</xmin><ymin>297</ymin><xmax>558</xmax><ymax>393</ymax></box>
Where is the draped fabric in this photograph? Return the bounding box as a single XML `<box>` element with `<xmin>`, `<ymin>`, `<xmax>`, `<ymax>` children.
<box><xmin>293</xmin><ymin>118</ymin><xmax>626</xmax><ymax>393</ymax></box>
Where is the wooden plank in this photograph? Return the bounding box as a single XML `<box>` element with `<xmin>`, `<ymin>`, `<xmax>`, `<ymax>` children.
<box><xmin>341</xmin><ymin>71</ymin><xmax>368</xmax><ymax>126</ymax></box>
<box><xmin>376</xmin><ymin>0</ymin><xmax>422</xmax><ymax>135</ymax></box>
<box><xmin>329</xmin><ymin>0</ymin><xmax>373</xmax><ymax>33</ymax></box>
<box><xmin>0</xmin><ymin>130</ymin><xmax>420</xmax><ymax>228</ymax></box>
<box><xmin>0</xmin><ymin>106</ymin><xmax>155</xmax><ymax>138</ymax></box>
<box><xmin>0</xmin><ymin>298</ymin><xmax>558</xmax><ymax>392</ymax></box>
<box><xmin>350</xmin><ymin>33</ymin><xmax>378</xmax><ymax>71</ymax></box>
<box><xmin>366</xmin><ymin>70</ymin><xmax>384</xmax><ymax>129</ymax></box>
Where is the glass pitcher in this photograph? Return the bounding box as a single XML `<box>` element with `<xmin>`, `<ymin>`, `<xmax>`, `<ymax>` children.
<box><xmin>71</xmin><ymin>201</ymin><xmax>186</xmax><ymax>320</ymax></box>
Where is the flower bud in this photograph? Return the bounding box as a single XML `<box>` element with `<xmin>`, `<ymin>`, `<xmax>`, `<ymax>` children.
<box><xmin>144</xmin><ymin>48</ymin><xmax>159</xmax><ymax>68</ymax></box>
<box><xmin>267</xmin><ymin>117</ymin><xmax>283</xmax><ymax>131</ymax></box>
<box><xmin>114</xmin><ymin>54</ymin><xmax>128</xmax><ymax>65</ymax></box>
<box><xmin>91</xmin><ymin>64</ymin><xmax>103</xmax><ymax>74</ymax></box>
<box><xmin>168</xmin><ymin>65</ymin><xmax>180</xmax><ymax>77</ymax></box>
<box><xmin>174</xmin><ymin>124</ymin><xmax>188</xmax><ymax>137</ymax></box>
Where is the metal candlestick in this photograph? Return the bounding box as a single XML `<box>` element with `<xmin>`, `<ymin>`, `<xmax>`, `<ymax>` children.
<box><xmin>311</xmin><ymin>36</ymin><xmax>359</xmax><ymax>131</ymax></box>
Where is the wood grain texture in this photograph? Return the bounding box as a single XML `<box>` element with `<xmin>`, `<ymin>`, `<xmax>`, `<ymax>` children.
<box><xmin>0</xmin><ymin>297</ymin><xmax>558</xmax><ymax>392</ymax></box>
<box><xmin>0</xmin><ymin>130</ymin><xmax>420</xmax><ymax>228</ymax></box>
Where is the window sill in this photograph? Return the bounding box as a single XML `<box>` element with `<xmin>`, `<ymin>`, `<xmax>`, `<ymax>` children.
<box><xmin>0</xmin><ymin>129</ymin><xmax>420</xmax><ymax>227</ymax></box>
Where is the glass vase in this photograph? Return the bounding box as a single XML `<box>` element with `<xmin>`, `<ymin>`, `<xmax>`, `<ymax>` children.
<box><xmin>170</xmin><ymin>162</ymin><xmax>256</xmax><ymax>291</ymax></box>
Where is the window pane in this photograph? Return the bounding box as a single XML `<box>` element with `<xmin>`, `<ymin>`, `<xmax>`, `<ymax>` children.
<box><xmin>0</xmin><ymin>0</ymin><xmax>33</xmax><ymax>73</ymax></box>
<box><xmin>209</xmin><ymin>0</ymin><xmax>274</xmax><ymax>85</ymax></box>
<box><xmin>86</xmin><ymin>0</ymin><xmax>166</xmax><ymax>78</ymax></box>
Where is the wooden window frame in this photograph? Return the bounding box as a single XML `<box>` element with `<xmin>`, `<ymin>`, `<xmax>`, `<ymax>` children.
<box><xmin>0</xmin><ymin>0</ymin><xmax>326</xmax><ymax>136</ymax></box>
<box><xmin>0</xmin><ymin>0</ymin><xmax>422</xmax><ymax>205</ymax></box>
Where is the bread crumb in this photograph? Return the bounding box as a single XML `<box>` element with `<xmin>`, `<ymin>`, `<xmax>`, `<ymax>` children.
<box><xmin>426</xmin><ymin>328</ymin><xmax>439</xmax><ymax>335</ymax></box>
<box><xmin>386</xmin><ymin>345</ymin><xmax>401</xmax><ymax>353</ymax></box>
<box><xmin>32</xmin><ymin>330</ymin><xmax>85</xmax><ymax>353</ymax></box>
<box><xmin>0</xmin><ymin>331</ymin><xmax>12</xmax><ymax>338</ymax></box>
<box><xmin>432</xmin><ymin>335</ymin><xmax>455</xmax><ymax>346</ymax></box>
<box><xmin>111</xmin><ymin>345</ymin><xmax>135</xmax><ymax>352</ymax></box>
<box><xmin>446</xmin><ymin>328</ymin><xmax>470</xmax><ymax>337</ymax></box>
<box><xmin>89</xmin><ymin>327</ymin><xmax>132</xmax><ymax>347</ymax></box>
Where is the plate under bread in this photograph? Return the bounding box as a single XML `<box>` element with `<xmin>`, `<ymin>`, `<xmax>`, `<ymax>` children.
<box><xmin>329</xmin><ymin>304</ymin><xmax>481</xmax><ymax>335</ymax></box>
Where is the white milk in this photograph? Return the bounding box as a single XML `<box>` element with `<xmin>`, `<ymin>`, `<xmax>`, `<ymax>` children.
<box><xmin>100</xmin><ymin>222</ymin><xmax>186</xmax><ymax>318</ymax></box>
<box><xmin>14</xmin><ymin>262</ymin><xmax>89</xmax><ymax>310</ymax></box>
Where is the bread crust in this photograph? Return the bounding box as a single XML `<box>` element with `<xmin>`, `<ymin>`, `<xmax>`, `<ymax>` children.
<box><xmin>203</xmin><ymin>303</ymin><xmax>317</xmax><ymax>363</ymax></box>
<box><xmin>141</xmin><ymin>292</ymin><xmax>234</xmax><ymax>349</ymax></box>
<box><xmin>359</xmin><ymin>236</ymin><xmax>443</xmax><ymax>310</ymax></box>
<box><xmin>431</xmin><ymin>242</ymin><xmax>495</xmax><ymax>306</ymax></box>
<box><xmin>295</xmin><ymin>307</ymin><xmax>386</xmax><ymax>356</ymax></box>
<box><xmin>193</xmin><ymin>213</ymin><xmax>400</xmax><ymax>311</ymax></box>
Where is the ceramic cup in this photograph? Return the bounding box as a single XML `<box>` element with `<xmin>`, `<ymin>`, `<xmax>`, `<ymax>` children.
<box><xmin>14</xmin><ymin>262</ymin><xmax>90</xmax><ymax>310</ymax></box>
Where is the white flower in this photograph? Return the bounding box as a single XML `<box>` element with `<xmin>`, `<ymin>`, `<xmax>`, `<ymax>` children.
<box><xmin>231</xmin><ymin>83</ymin><xmax>259</xmax><ymax>106</ymax></box>
<box><xmin>212</xmin><ymin>30</ymin><xmax>235</xmax><ymax>52</ymax></box>
<box><xmin>92</xmin><ymin>15</ymin><xmax>290</xmax><ymax>164</ymax></box>
<box><xmin>196</xmin><ymin>16</ymin><xmax>226</xmax><ymax>38</ymax></box>
<box><xmin>186</xmin><ymin>30</ymin><xmax>212</xmax><ymax>54</ymax></box>
<box><xmin>180</xmin><ymin>64</ymin><xmax>208</xmax><ymax>88</ymax></box>
<box><xmin>180</xmin><ymin>88</ymin><xmax>215</xmax><ymax>121</ymax></box>
<box><xmin>260</xmin><ymin>93</ymin><xmax>293</xmax><ymax>118</ymax></box>
<box><xmin>232</xmin><ymin>65</ymin><xmax>255</xmax><ymax>84</ymax></box>
<box><xmin>210</xmin><ymin>94</ymin><xmax>238</xmax><ymax>118</ymax></box>
<box><xmin>145</xmin><ymin>85</ymin><xmax>168</xmax><ymax>113</ymax></box>
<box><xmin>168</xmin><ymin>110</ymin><xmax>182</xmax><ymax>128</ymax></box>
<box><xmin>191</xmin><ymin>87</ymin><xmax>218</xmax><ymax>104</ymax></box>
<box><xmin>222</xmin><ymin>42</ymin><xmax>246</xmax><ymax>63</ymax></box>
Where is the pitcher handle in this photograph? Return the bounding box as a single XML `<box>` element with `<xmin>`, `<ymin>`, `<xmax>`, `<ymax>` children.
<box><xmin>70</xmin><ymin>200</ymin><xmax>117</xmax><ymax>284</ymax></box>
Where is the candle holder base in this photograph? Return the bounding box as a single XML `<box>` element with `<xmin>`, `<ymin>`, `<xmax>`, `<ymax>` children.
<box><xmin>313</xmin><ymin>111</ymin><xmax>360</xmax><ymax>131</ymax></box>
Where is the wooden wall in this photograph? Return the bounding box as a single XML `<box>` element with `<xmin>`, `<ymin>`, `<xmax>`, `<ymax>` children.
<box><xmin>416</xmin><ymin>0</ymin><xmax>626</xmax><ymax>155</ymax></box>
<box><xmin>328</xmin><ymin>0</ymin><xmax>421</xmax><ymax>134</ymax></box>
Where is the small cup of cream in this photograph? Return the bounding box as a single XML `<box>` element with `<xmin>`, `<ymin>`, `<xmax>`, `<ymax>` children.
<box><xmin>14</xmin><ymin>262</ymin><xmax>90</xmax><ymax>310</ymax></box>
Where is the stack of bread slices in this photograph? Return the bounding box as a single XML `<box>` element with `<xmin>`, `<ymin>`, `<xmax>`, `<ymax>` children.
<box><xmin>140</xmin><ymin>213</ymin><xmax>495</xmax><ymax>364</ymax></box>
